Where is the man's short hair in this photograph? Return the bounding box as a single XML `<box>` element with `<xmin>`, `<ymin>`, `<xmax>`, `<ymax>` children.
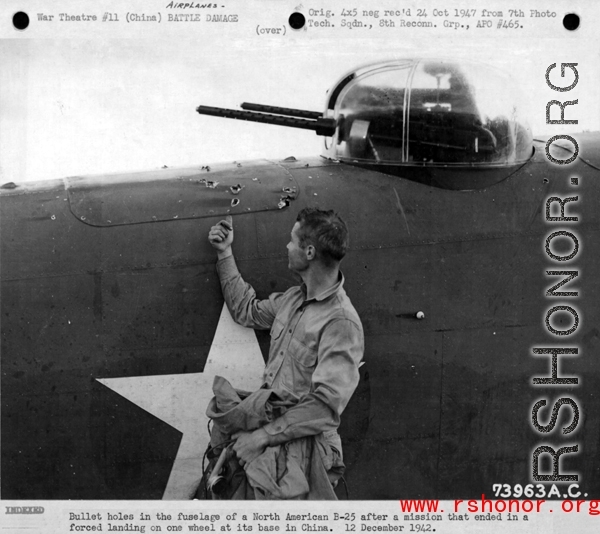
<box><xmin>296</xmin><ymin>208</ymin><xmax>349</xmax><ymax>267</ymax></box>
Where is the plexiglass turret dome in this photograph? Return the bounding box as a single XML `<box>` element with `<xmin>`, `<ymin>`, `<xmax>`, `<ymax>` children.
<box><xmin>323</xmin><ymin>59</ymin><xmax>532</xmax><ymax>170</ymax></box>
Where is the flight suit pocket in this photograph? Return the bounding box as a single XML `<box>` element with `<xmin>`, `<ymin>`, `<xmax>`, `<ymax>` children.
<box><xmin>289</xmin><ymin>338</ymin><xmax>318</xmax><ymax>369</ymax></box>
<box><xmin>283</xmin><ymin>338</ymin><xmax>318</xmax><ymax>394</ymax></box>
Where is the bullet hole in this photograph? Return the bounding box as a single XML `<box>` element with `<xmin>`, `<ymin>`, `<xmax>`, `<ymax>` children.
<box><xmin>197</xmin><ymin>178</ymin><xmax>219</xmax><ymax>189</ymax></box>
<box><xmin>230</xmin><ymin>184</ymin><xmax>244</xmax><ymax>195</ymax></box>
<box><xmin>278</xmin><ymin>196</ymin><xmax>294</xmax><ymax>209</ymax></box>
<box><xmin>231</xmin><ymin>198</ymin><xmax>240</xmax><ymax>207</ymax></box>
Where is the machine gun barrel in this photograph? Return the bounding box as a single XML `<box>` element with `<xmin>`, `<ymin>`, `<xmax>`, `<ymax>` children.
<box><xmin>196</xmin><ymin>105</ymin><xmax>336</xmax><ymax>136</ymax></box>
<box><xmin>240</xmin><ymin>102</ymin><xmax>323</xmax><ymax>120</ymax></box>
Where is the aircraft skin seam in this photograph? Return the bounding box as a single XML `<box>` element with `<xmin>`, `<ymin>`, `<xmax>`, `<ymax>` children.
<box><xmin>269</xmin><ymin>159</ymin><xmax>301</xmax><ymax>191</ymax></box>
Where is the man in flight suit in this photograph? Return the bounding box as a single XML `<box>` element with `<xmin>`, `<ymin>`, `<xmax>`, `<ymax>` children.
<box><xmin>208</xmin><ymin>208</ymin><xmax>364</xmax><ymax>496</ymax></box>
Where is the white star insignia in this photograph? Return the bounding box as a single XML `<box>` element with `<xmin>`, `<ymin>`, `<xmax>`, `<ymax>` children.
<box><xmin>97</xmin><ymin>304</ymin><xmax>265</xmax><ymax>499</ymax></box>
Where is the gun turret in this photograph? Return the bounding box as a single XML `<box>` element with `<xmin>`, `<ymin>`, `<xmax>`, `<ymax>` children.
<box><xmin>196</xmin><ymin>103</ymin><xmax>336</xmax><ymax>136</ymax></box>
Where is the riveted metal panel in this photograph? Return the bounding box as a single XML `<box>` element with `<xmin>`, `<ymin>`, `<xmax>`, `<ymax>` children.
<box><xmin>65</xmin><ymin>160</ymin><xmax>298</xmax><ymax>227</ymax></box>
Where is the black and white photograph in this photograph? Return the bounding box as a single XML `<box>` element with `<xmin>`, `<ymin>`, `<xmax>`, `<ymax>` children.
<box><xmin>1</xmin><ymin>0</ymin><xmax>599</xmax><ymax>532</ymax></box>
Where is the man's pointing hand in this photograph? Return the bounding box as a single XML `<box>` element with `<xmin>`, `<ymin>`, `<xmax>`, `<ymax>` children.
<box><xmin>208</xmin><ymin>215</ymin><xmax>234</xmax><ymax>259</ymax></box>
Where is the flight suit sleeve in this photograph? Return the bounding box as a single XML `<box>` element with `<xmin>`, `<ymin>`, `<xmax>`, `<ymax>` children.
<box><xmin>261</xmin><ymin>316</ymin><xmax>364</xmax><ymax>440</ymax></box>
<box><xmin>216</xmin><ymin>254</ymin><xmax>282</xmax><ymax>330</ymax></box>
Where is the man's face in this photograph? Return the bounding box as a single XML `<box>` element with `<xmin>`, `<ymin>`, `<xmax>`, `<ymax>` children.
<box><xmin>287</xmin><ymin>222</ymin><xmax>310</xmax><ymax>273</ymax></box>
